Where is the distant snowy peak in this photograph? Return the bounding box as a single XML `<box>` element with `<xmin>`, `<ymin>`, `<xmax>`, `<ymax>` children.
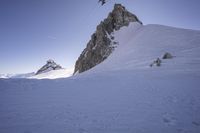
<box><xmin>0</xmin><ymin>72</ymin><xmax>35</xmax><ymax>79</ymax></box>
<box><xmin>35</xmin><ymin>59</ymin><xmax>62</xmax><ymax>75</ymax></box>
<box><xmin>0</xmin><ymin>74</ymin><xmax>8</xmax><ymax>79</ymax></box>
<box><xmin>0</xmin><ymin>60</ymin><xmax>72</xmax><ymax>79</ymax></box>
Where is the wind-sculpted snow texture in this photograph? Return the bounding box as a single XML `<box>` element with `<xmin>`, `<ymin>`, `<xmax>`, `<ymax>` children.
<box><xmin>0</xmin><ymin>23</ymin><xmax>200</xmax><ymax>133</ymax></box>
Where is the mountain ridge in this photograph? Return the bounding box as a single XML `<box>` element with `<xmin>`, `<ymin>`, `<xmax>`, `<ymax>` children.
<box><xmin>74</xmin><ymin>4</ymin><xmax>142</xmax><ymax>74</ymax></box>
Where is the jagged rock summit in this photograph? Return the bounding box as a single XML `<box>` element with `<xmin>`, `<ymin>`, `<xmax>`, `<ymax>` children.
<box><xmin>74</xmin><ymin>4</ymin><xmax>142</xmax><ymax>74</ymax></box>
<box><xmin>36</xmin><ymin>59</ymin><xmax>62</xmax><ymax>75</ymax></box>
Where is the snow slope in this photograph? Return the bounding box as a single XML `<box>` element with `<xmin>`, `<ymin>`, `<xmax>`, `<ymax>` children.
<box><xmin>0</xmin><ymin>23</ymin><xmax>200</xmax><ymax>133</ymax></box>
<box><xmin>0</xmin><ymin>68</ymin><xmax>73</xmax><ymax>79</ymax></box>
<box><xmin>30</xmin><ymin>68</ymin><xmax>73</xmax><ymax>79</ymax></box>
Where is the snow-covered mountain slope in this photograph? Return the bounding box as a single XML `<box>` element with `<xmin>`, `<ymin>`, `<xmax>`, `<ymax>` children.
<box><xmin>0</xmin><ymin>74</ymin><xmax>9</xmax><ymax>78</ymax></box>
<box><xmin>86</xmin><ymin>22</ymin><xmax>200</xmax><ymax>74</ymax></box>
<box><xmin>0</xmin><ymin>68</ymin><xmax>73</xmax><ymax>79</ymax></box>
<box><xmin>0</xmin><ymin>72</ymin><xmax>35</xmax><ymax>79</ymax></box>
<box><xmin>30</xmin><ymin>68</ymin><xmax>73</xmax><ymax>79</ymax></box>
<box><xmin>0</xmin><ymin>23</ymin><xmax>200</xmax><ymax>133</ymax></box>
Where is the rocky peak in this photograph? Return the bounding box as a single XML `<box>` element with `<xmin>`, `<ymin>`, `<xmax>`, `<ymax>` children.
<box><xmin>36</xmin><ymin>59</ymin><xmax>62</xmax><ymax>75</ymax></box>
<box><xmin>74</xmin><ymin>4</ymin><xmax>142</xmax><ymax>74</ymax></box>
<box><xmin>107</xmin><ymin>4</ymin><xmax>142</xmax><ymax>31</ymax></box>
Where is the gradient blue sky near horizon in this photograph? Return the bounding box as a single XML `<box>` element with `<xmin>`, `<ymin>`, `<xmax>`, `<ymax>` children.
<box><xmin>0</xmin><ymin>0</ymin><xmax>200</xmax><ymax>74</ymax></box>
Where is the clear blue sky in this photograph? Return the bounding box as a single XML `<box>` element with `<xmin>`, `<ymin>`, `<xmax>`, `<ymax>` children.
<box><xmin>1</xmin><ymin>0</ymin><xmax>200</xmax><ymax>74</ymax></box>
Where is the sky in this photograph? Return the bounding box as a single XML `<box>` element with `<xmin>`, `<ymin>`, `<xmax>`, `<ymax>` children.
<box><xmin>0</xmin><ymin>0</ymin><xmax>200</xmax><ymax>74</ymax></box>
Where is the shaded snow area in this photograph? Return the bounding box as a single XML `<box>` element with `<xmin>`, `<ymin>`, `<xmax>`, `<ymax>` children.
<box><xmin>0</xmin><ymin>22</ymin><xmax>200</xmax><ymax>133</ymax></box>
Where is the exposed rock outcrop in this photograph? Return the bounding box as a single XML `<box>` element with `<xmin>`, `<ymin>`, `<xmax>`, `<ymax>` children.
<box><xmin>163</xmin><ymin>52</ymin><xmax>173</xmax><ymax>59</ymax></box>
<box><xmin>36</xmin><ymin>59</ymin><xmax>62</xmax><ymax>75</ymax></box>
<box><xmin>74</xmin><ymin>4</ymin><xmax>142</xmax><ymax>74</ymax></box>
<box><xmin>150</xmin><ymin>58</ymin><xmax>162</xmax><ymax>67</ymax></box>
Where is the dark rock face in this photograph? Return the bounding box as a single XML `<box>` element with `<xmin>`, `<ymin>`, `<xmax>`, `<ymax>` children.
<box><xmin>74</xmin><ymin>4</ymin><xmax>142</xmax><ymax>74</ymax></box>
<box><xmin>163</xmin><ymin>52</ymin><xmax>173</xmax><ymax>59</ymax></box>
<box><xmin>150</xmin><ymin>58</ymin><xmax>162</xmax><ymax>67</ymax></box>
<box><xmin>36</xmin><ymin>59</ymin><xmax>62</xmax><ymax>75</ymax></box>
